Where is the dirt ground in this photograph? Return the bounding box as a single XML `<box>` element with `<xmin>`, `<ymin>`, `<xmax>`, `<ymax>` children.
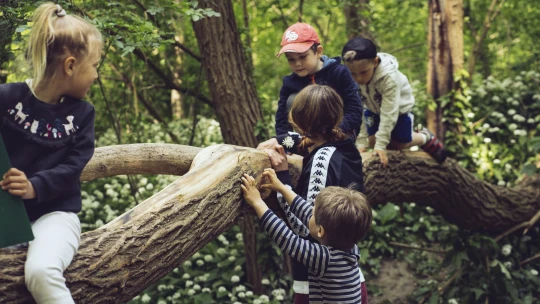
<box><xmin>368</xmin><ymin>259</ymin><xmax>417</xmax><ymax>304</ymax></box>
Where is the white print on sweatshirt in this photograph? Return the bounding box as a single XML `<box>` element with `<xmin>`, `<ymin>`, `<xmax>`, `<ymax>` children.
<box><xmin>356</xmin><ymin>53</ymin><xmax>415</xmax><ymax>151</ymax></box>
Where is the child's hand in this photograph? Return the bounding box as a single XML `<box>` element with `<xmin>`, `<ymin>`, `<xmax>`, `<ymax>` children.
<box><xmin>264</xmin><ymin>148</ymin><xmax>288</xmax><ymax>171</ymax></box>
<box><xmin>241</xmin><ymin>173</ymin><xmax>269</xmax><ymax>218</ymax></box>
<box><xmin>241</xmin><ymin>174</ymin><xmax>263</xmax><ymax>206</ymax></box>
<box><xmin>1</xmin><ymin>168</ymin><xmax>36</xmax><ymax>199</ymax></box>
<box><xmin>261</xmin><ymin>168</ymin><xmax>286</xmax><ymax>192</ymax></box>
<box><xmin>373</xmin><ymin>149</ymin><xmax>388</xmax><ymax>168</ymax></box>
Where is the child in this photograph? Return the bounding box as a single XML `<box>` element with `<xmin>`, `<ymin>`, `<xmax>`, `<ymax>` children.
<box><xmin>258</xmin><ymin>22</ymin><xmax>363</xmax><ymax>152</ymax></box>
<box><xmin>342</xmin><ymin>37</ymin><xmax>447</xmax><ymax>166</ymax></box>
<box><xmin>264</xmin><ymin>84</ymin><xmax>367</xmax><ymax>303</ymax></box>
<box><xmin>0</xmin><ymin>3</ymin><xmax>101</xmax><ymax>303</ymax></box>
<box><xmin>241</xmin><ymin>169</ymin><xmax>372</xmax><ymax>304</ymax></box>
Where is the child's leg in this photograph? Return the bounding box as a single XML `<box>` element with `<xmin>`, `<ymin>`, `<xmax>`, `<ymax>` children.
<box><xmin>389</xmin><ymin>132</ymin><xmax>426</xmax><ymax>149</ymax></box>
<box><xmin>361</xmin><ymin>282</ymin><xmax>369</xmax><ymax>304</ymax></box>
<box><xmin>25</xmin><ymin>211</ymin><xmax>81</xmax><ymax>304</ymax></box>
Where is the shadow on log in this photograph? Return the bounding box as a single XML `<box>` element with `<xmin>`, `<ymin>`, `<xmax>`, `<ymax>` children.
<box><xmin>1</xmin><ymin>143</ymin><xmax>538</xmax><ymax>303</ymax></box>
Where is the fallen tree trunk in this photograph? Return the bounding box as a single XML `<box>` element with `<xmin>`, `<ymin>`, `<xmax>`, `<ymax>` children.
<box><xmin>1</xmin><ymin>144</ymin><xmax>538</xmax><ymax>303</ymax></box>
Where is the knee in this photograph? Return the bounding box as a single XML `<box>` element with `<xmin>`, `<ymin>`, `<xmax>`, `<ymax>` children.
<box><xmin>25</xmin><ymin>259</ymin><xmax>62</xmax><ymax>290</ymax></box>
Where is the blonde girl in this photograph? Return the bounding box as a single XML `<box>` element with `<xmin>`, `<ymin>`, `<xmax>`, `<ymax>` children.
<box><xmin>0</xmin><ymin>3</ymin><xmax>102</xmax><ymax>303</ymax></box>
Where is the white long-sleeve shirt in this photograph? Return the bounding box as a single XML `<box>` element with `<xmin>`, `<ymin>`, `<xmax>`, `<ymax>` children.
<box><xmin>356</xmin><ymin>53</ymin><xmax>415</xmax><ymax>151</ymax></box>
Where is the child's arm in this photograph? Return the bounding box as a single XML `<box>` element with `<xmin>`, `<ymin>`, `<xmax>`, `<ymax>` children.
<box><xmin>262</xmin><ymin>169</ymin><xmax>312</xmax><ymax>235</ymax></box>
<box><xmin>374</xmin><ymin>75</ymin><xmax>401</xmax><ymax>152</ymax></box>
<box><xmin>275</xmin><ymin>85</ymin><xmax>296</xmax><ymax>136</ymax></box>
<box><xmin>335</xmin><ymin>65</ymin><xmax>363</xmax><ymax>136</ymax></box>
<box><xmin>240</xmin><ymin>174</ymin><xmax>269</xmax><ymax>218</ymax></box>
<box><xmin>356</xmin><ymin>120</ymin><xmax>369</xmax><ymax>151</ymax></box>
<box><xmin>26</xmin><ymin>107</ymin><xmax>95</xmax><ymax>203</ymax></box>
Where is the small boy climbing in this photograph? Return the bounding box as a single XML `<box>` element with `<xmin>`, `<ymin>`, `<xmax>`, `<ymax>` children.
<box><xmin>342</xmin><ymin>37</ymin><xmax>447</xmax><ymax>166</ymax></box>
<box><xmin>241</xmin><ymin>169</ymin><xmax>372</xmax><ymax>304</ymax></box>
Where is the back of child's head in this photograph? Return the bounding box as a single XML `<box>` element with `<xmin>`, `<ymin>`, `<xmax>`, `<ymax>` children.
<box><xmin>341</xmin><ymin>37</ymin><xmax>377</xmax><ymax>63</ymax></box>
<box><xmin>314</xmin><ymin>186</ymin><xmax>372</xmax><ymax>251</ymax></box>
<box><xmin>276</xmin><ymin>23</ymin><xmax>321</xmax><ymax>57</ymax></box>
<box><xmin>26</xmin><ymin>2</ymin><xmax>102</xmax><ymax>89</ymax></box>
<box><xmin>289</xmin><ymin>84</ymin><xmax>348</xmax><ymax>149</ymax></box>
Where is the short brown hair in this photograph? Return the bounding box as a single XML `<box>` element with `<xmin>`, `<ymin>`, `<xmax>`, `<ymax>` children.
<box><xmin>289</xmin><ymin>85</ymin><xmax>348</xmax><ymax>152</ymax></box>
<box><xmin>314</xmin><ymin>186</ymin><xmax>372</xmax><ymax>251</ymax></box>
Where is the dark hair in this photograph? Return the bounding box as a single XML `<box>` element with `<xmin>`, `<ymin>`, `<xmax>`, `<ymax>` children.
<box><xmin>315</xmin><ymin>186</ymin><xmax>372</xmax><ymax>251</ymax></box>
<box><xmin>342</xmin><ymin>37</ymin><xmax>377</xmax><ymax>62</ymax></box>
<box><xmin>309</xmin><ymin>43</ymin><xmax>321</xmax><ymax>53</ymax></box>
<box><xmin>288</xmin><ymin>85</ymin><xmax>347</xmax><ymax>152</ymax></box>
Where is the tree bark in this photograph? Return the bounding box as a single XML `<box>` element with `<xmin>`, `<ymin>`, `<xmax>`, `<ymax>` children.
<box><xmin>426</xmin><ymin>0</ymin><xmax>464</xmax><ymax>141</ymax></box>
<box><xmin>191</xmin><ymin>0</ymin><xmax>265</xmax><ymax>293</ymax></box>
<box><xmin>1</xmin><ymin>144</ymin><xmax>538</xmax><ymax>303</ymax></box>
<box><xmin>343</xmin><ymin>0</ymin><xmax>373</xmax><ymax>40</ymax></box>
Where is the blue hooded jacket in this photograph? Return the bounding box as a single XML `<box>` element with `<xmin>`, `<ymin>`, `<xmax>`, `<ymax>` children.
<box><xmin>275</xmin><ymin>56</ymin><xmax>363</xmax><ymax>136</ymax></box>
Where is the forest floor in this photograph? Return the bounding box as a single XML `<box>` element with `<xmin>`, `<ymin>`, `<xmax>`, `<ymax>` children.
<box><xmin>369</xmin><ymin>258</ymin><xmax>417</xmax><ymax>304</ymax></box>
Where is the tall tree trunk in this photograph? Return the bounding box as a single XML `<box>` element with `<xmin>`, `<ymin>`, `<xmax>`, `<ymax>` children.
<box><xmin>343</xmin><ymin>0</ymin><xmax>373</xmax><ymax>40</ymax></box>
<box><xmin>426</xmin><ymin>0</ymin><xmax>464</xmax><ymax>141</ymax></box>
<box><xmin>1</xmin><ymin>144</ymin><xmax>538</xmax><ymax>303</ymax></box>
<box><xmin>192</xmin><ymin>0</ymin><xmax>264</xmax><ymax>294</ymax></box>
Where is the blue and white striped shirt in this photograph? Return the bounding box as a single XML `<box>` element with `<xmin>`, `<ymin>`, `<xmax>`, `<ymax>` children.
<box><xmin>260</xmin><ymin>195</ymin><xmax>362</xmax><ymax>303</ymax></box>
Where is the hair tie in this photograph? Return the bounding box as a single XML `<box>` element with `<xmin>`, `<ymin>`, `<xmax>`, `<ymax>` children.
<box><xmin>56</xmin><ymin>4</ymin><xmax>67</xmax><ymax>17</ymax></box>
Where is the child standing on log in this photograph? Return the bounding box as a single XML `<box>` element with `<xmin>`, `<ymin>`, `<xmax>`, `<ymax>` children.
<box><xmin>241</xmin><ymin>170</ymin><xmax>372</xmax><ymax>304</ymax></box>
<box><xmin>0</xmin><ymin>3</ymin><xmax>101</xmax><ymax>303</ymax></box>
<box><xmin>261</xmin><ymin>84</ymin><xmax>369</xmax><ymax>304</ymax></box>
<box><xmin>342</xmin><ymin>37</ymin><xmax>447</xmax><ymax>166</ymax></box>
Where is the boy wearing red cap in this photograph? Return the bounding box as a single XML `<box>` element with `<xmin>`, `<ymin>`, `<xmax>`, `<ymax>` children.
<box><xmin>342</xmin><ymin>37</ymin><xmax>447</xmax><ymax>165</ymax></box>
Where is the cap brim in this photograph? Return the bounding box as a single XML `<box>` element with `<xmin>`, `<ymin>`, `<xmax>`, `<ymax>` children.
<box><xmin>276</xmin><ymin>42</ymin><xmax>315</xmax><ymax>57</ymax></box>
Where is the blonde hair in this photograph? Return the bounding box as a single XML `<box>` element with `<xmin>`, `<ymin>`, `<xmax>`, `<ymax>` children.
<box><xmin>288</xmin><ymin>85</ymin><xmax>348</xmax><ymax>152</ymax></box>
<box><xmin>314</xmin><ymin>186</ymin><xmax>372</xmax><ymax>251</ymax></box>
<box><xmin>26</xmin><ymin>2</ymin><xmax>102</xmax><ymax>89</ymax></box>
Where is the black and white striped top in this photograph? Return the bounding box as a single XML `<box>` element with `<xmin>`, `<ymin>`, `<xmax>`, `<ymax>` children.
<box><xmin>260</xmin><ymin>195</ymin><xmax>362</xmax><ymax>304</ymax></box>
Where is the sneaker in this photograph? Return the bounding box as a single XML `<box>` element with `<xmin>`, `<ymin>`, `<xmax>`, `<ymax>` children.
<box><xmin>419</xmin><ymin>128</ymin><xmax>447</xmax><ymax>163</ymax></box>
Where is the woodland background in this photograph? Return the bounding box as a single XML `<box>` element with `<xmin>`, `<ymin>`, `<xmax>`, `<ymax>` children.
<box><xmin>0</xmin><ymin>0</ymin><xmax>539</xmax><ymax>303</ymax></box>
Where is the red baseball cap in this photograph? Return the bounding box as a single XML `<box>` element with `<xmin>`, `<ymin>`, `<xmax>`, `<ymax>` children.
<box><xmin>276</xmin><ymin>23</ymin><xmax>321</xmax><ymax>57</ymax></box>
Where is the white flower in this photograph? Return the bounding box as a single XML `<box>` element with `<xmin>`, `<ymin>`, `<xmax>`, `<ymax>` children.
<box><xmin>204</xmin><ymin>254</ymin><xmax>213</xmax><ymax>262</ymax></box>
<box><xmin>246</xmin><ymin>291</ymin><xmax>254</xmax><ymax>297</ymax></box>
<box><xmin>531</xmin><ymin>269</ymin><xmax>538</xmax><ymax>276</ymax></box>
<box><xmin>502</xmin><ymin>244</ymin><xmax>512</xmax><ymax>256</ymax></box>
<box><xmin>233</xmin><ymin>302</ymin><xmax>242</xmax><ymax>304</ymax></box>
<box><xmin>426</xmin><ymin>206</ymin><xmax>434</xmax><ymax>213</ymax></box>
<box><xmin>218</xmin><ymin>286</ymin><xmax>227</xmax><ymax>293</ymax></box>
<box><xmin>484</xmin><ymin>138</ymin><xmax>491</xmax><ymax>143</ymax></box>
<box><xmin>467</xmin><ymin>112</ymin><xmax>475</xmax><ymax>118</ymax></box>
<box><xmin>394</xmin><ymin>205</ymin><xmax>400</xmax><ymax>211</ymax></box>
<box><xmin>236</xmin><ymin>285</ymin><xmax>246</xmax><ymax>292</ymax></box>
<box><xmin>508</xmin><ymin>123</ymin><xmax>518</xmax><ymax>131</ymax></box>
<box><xmin>448</xmin><ymin>299</ymin><xmax>458</xmax><ymax>304</ymax></box>
<box><xmin>504</xmin><ymin>261</ymin><xmax>512</xmax><ymax>269</ymax></box>
<box><xmin>419</xmin><ymin>217</ymin><xmax>424</xmax><ymax>223</ymax></box>
<box><xmin>497</xmin><ymin>180</ymin><xmax>505</xmax><ymax>186</ymax></box>
<box><xmin>236</xmin><ymin>233</ymin><xmax>243</xmax><ymax>241</ymax></box>
<box><xmin>488</xmin><ymin>127</ymin><xmax>500</xmax><ymax>133</ymax></box>
<box><xmin>228</xmin><ymin>256</ymin><xmax>236</xmax><ymax>262</ymax></box>
<box><xmin>185</xmin><ymin>280</ymin><xmax>193</xmax><ymax>287</ymax></box>
<box><xmin>234</xmin><ymin>265</ymin><xmax>242</xmax><ymax>272</ymax></box>
<box><xmin>282</xmin><ymin>136</ymin><xmax>295</xmax><ymax>149</ymax></box>
<box><xmin>482</xmin><ymin>123</ymin><xmax>490</xmax><ymax>129</ymax></box>
<box><xmin>276</xmin><ymin>295</ymin><xmax>284</xmax><ymax>301</ymax></box>
<box><xmin>231</xmin><ymin>275</ymin><xmax>240</xmax><ymax>283</ymax></box>
<box><xmin>513</xmin><ymin>114</ymin><xmax>526</xmax><ymax>122</ymax></box>
<box><xmin>183</xmin><ymin>260</ymin><xmax>192</xmax><ymax>267</ymax></box>
<box><xmin>238</xmin><ymin>292</ymin><xmax>246</xmax><ymax>298</ymax></box>
<box><xmin>158</xmin><ymin>284</ymin><xmax>166</xmax><ymax>291</ymax></box>
<box><xmin>499</xmin><ymin>117</ymin><xmax>507</xmax><ymax>123</ymax></box>
<box><xmin>514</xmin><ymin>129</ymin><xmax>527</xmax><ymax>136</ymax></box>
<box><xmin>259</xmin><ymin>295</ymin><xmax>270</xmax><ymax>303</ymax></box>
<box><xmin>493</xmin><ymin>159</ymin><xmax>501</xmax><ymax>164</ymax></box>
<box><xmin>141</xmin><ymin>294</ymin><xmax>151</xmax><ymax>303</ymax></box>
<box><xmin>202</xmin><ymin>287</ymin><xmax>211</xmax><ymax>293</ymax></box>
<box><xmin>196</xmin><ymin>259</ymin><xmax>204</xmax><ymax>266</ymax></box>
<box><xmin>505</xmin><ymin>163</ymin><xmax>512</xmax><ymax>170</ymax></box>
<box><xmin>187</xmin><ymin>289</ymin><xmax>196</xmax><ymax>296</ymax></box>
<box><xmin>193</xmin><ymin>284</ymin><xmax>201</xmax><ymax>291</ymax></box>
<box><xmin>253</xmin><ymin>300</ymin><xmax>262</xmax><ymax>304</ymax></box>
<box><xmin>192</xmin><ymin>252</ymin><xmax>201</xmax><ymax>259</ymax></box>
<box><xmin>492</xmin><ymin>96</ymin><xmax>500</xmax><ymax>102</ymax></box>
<box><xmin>182</xmin><ymin>273</ymin><xmax>190</xmax><ymax>279</ymax></box>
<box><xmin>508</xmin><ymin>109</ymin><xmax>516</xmax><ymax>115</ymax></box>
<box><xmin>261</xmin><ymin>278</ymin><xmax>270</xmax><ymax>285</ymax></box>
<box><xmin>157</xmin><ymin>301</ymin><xmax>166</xmax><ymax>304</ymax></box>
<box><xmin>510</xmin><ymin>139</ymin><xmax>515</xmax><ymax>144</ymax></box>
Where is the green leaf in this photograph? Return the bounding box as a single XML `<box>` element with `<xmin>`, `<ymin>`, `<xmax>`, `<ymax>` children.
<box><xmin>192</xmin><ymin>14</ymin><xmax>200</xmax><ymax>22</ymax></box>
<box><xmin>521</xmin><ymin>163</ymin><xmax>538</xmax><ymax>176</ymax></box>
<box><xmin>471</xmin><ymin>288</ymin><xmax>485</xmax><ymax>300</ymax></box>
<box><xmin>378</xmin><ymin>203</ymin><xmax>398</xmax><ymax>224</ymax></box>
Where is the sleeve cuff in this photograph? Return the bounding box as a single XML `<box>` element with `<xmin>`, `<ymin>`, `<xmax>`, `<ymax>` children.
<box><xmin>28</xmin><ymin>175</ymin><xmax>44</xmax><ymax>204</ymax></box>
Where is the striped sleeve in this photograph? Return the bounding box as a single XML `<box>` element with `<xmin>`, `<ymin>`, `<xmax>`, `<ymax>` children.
<box><xmin>289</xmin><ymin>195</ymin><xmax>314</xmax><ymax>225</ymax></box>
<box><xmin>260</xmin><ymin>210</ymin><xmax>329</xmax><ymax>277</ymax></box>
<box><xmin>277</xmin><ymin>190</ymin><xmax>310</xmax><ymax>237</ymax></box>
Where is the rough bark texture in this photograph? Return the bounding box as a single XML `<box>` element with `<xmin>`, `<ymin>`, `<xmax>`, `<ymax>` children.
<box><xmin>343</xmin><ymin>0</ymin><xmax>373</xmax><ymax>40</ymax></box>
<box><xmin>426</xmin><ymin>0</ymin><xmax>464</xmax><ymax>140</ymax></box>
<box><xmin>0</xmin><ymin>145</ymin><xmax>538</xmax><ymax>303</ymax></box>
<box><xmin>192</xmin><ymin>0</ymin><xmax>266</xmax><ymax>293</ymax></box>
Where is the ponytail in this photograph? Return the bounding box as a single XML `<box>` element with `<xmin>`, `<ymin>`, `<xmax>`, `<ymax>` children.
<box><xmin>25</xmin><ymin>2</ymin><xmax>102</xmax><ymax>90</ymax></box>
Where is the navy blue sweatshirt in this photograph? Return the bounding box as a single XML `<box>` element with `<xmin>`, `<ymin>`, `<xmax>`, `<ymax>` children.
<box><xmin>0</xmin><ymin>82</ymin><xmax>95</xmax><ymax>222</ymax></box>
<box><xmin>275</xmin><ymin>134</ymin><xmax>365</xmax><ymax>283</ymax></box>
<box><xmin>275</xmin><ymin>56</ymin><xmax>363</xmax><ymax>136</ymax></box>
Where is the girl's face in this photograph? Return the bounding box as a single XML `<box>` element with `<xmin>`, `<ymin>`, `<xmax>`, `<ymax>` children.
<box><xmin>66</xmin><ymin>39</ymin><xmax>102</xmax><ymax>99</ymax></box>
<box><xmin>345</xmin><ymin>58</ymin><xmax>378</xmax><ymax>85</ymax></box>
<box><xmin>285</xmin><ymin>46</ymin><xmax>323</xmax><ymax>77</ymax></box>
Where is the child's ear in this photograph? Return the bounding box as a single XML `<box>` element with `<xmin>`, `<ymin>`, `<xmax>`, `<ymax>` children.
<box><xmin>374</xmin><ymin>56</ymin><xmax>380</xmax><ymax>67</ymax></box>
<box><xmin>317</xmin><ymin>225</ymin><xmax>325</xmax><ymax>238</ymax></box>
<box><xmin>63</xmin><ymin>56</ymin><xmax>76</xmax><ymax>76</ymax></box>
<box><xmin>316</xmin><ymin>45</ymin><xmax>324</xmax><ymax>58</ymax></box>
